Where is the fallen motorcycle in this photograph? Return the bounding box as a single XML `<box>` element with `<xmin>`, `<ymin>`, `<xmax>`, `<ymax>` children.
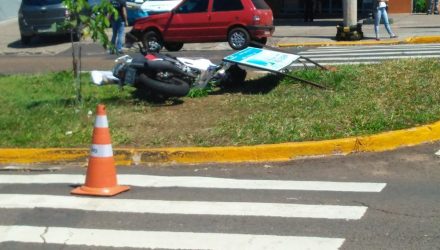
<box><xmin>91</xmin><ymin>34</ymin><xmax>247</xmax><ymax>99</ymax></box>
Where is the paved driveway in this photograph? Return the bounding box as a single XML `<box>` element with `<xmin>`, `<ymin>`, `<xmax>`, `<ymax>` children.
<box><xmin>0</xmin><ymin>19</ymin><xmax>97</xmax><ymax>56</ymax></box>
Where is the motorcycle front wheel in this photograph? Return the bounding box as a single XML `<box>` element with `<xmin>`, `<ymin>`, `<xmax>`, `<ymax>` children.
<box><xmin>137</xmin><ymin>74</ymin><xmax>190</xmax><ymax>98</ymax></box>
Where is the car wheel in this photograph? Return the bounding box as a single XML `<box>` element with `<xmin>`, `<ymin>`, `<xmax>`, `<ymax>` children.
<box><xmin>227</xmin><ymin>27</ymin><xmax>250</xmax><ymax>50</ymax></box>
<box><xmin>20</xmin><ymin>34</ymin><xmax>32</xmax><ymax>45</ymax></box>
<box><xmin>164</xmin><ymin>42</ymin><xmax>184</xmax><ymax>52</ymax></box>
<box><xmin>142</xmin><ymin>31</ymin><xmax>163</xmax><ymax>52</ymax></box>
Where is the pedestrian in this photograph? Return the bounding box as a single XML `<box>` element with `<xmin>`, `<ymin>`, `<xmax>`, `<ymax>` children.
<box><xmin>427</xmin><ymin>0</ymin><xmax>439</xmax><ymax>14</ymax></box>
<box><xmin>110</xmin><ymin>0</ymin><xmax>129</xmax><ymax>54</ymax></box>
<box><xmin>373</xmin><ymin>0</ymin><xmax>397</xmax><ymax>41</ymax></box>
<box><xmin>304</xmin><ymin>0</ymin><xmax>314</xmax><ymax>22</ymax></box>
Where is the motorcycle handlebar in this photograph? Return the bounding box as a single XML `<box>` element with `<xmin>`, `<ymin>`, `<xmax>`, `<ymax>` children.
<box><xmin>125</xmin><ymin>32</ymin><xmax>148</xmax><ymax>55</ymax></box>
<box><xmin>126</xmin><ymin>32</ymin><xmax>139</xmax><ymax>43</ymax></box>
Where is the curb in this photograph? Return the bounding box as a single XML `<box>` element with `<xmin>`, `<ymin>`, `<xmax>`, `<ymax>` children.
<box><xmin>277</xmin><ymin>35</ymin><xmax>440</xmax><ymax>48</ymax></box>
<box><xmin>2</xmin><ymin>120</ymin><xmax>440</xmax><ymax>166</ymax></box>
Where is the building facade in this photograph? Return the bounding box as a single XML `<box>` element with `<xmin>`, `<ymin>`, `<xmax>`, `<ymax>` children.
<box><xmin>266</xmin><ymin>0</ymin><xmax>413</xmax><ymax>18</ymax></box>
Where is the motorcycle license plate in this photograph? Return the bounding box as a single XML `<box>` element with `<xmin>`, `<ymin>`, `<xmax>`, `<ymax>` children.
<box><xmin>124</xmin><ymin>68</ymin><xmax>136</xmax><ymax>85</ymax></box>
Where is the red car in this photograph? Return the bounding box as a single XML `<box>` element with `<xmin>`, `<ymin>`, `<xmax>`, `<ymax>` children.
<box><xmin>129</xmin><ymin>0</ymin><xmax>274</xmax><ymax>51</ymax></box>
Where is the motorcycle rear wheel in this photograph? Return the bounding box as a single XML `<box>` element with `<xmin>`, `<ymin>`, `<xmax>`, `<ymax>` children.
<box><xmin>137</xmin><ymin>74</ymin><xmax>190</xmax><ymax>98</ymax></box>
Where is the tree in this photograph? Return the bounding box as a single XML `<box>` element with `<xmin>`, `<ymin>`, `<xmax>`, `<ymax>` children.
<box><xmin>59</xmin><ymin>0</ymin><xmax>117</xmax><ymax>103</ymax></box>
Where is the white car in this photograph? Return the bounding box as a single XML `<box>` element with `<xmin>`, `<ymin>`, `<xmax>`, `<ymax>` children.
<box><xmin>140</xmin><ymin>0</ymin><xmax>182</xmax><ymax>14</ymax></box>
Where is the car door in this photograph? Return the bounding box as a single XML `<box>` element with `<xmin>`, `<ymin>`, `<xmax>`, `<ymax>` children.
<box><xmin>163</xmin><ymin>0</ymin><xmax>211</xmax><ymax>42</ymax></box>
<box><xmin>209</xmin><ymin>0</ymin><xmax>245</xmax><ymax>39</ymax></box>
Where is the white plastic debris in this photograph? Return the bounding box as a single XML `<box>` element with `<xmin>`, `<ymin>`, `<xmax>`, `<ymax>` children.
<box><xmin>91</xmin><ymin>71</ymin><xmax>120</xmax><ymax>85</ymax></box>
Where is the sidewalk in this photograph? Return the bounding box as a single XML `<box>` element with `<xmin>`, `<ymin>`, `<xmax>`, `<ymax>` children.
<box><xmin>273</xmin><ymin>13</ymin><xmax>440</xmax><ymax>47</ymax></box>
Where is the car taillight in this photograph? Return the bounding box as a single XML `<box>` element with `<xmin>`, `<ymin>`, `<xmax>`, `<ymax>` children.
<box><xmin>253</xmin><ymin>15</ymin><xmax>261</xmax><ymax>25</ymax></box>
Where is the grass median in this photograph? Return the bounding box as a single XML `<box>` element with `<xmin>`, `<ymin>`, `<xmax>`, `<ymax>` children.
<box><xmin>1</xmin><ymin>58</ymin><xmax>440</xmax><ymax>148</ymax></box>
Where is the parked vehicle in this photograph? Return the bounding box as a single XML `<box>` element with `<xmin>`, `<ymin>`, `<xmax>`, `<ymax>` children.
<box><xmin>127</xmin><ymin>0</ymin><xmax>181</xmax><ymax>25</ymax></box>
<box><xmin>18</xmin><ymin>0</ymin><xmax>70</xmax><ymax>44</ymax></box>
<box><xmin>128</xmin><ymin>0</ymin><xmax>274</xmax><ymax>51</ymax></box>
<box><xmin>18</xmin><ymin>0</ymin><xmax>100</xmax><ymax>45</ymax></box>
<box><xmin>126</xmin><ymin>0</ymin><xmax>149</xmax><ymax>25</ymax></box>
<box><xmin>140</xmin><ymin>0</ymin><xmax>182</xmax><ymax>14</ymax></box>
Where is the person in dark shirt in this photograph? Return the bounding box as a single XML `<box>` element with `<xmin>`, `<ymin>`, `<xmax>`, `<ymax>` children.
<box><xmin>110</xmin><ymin>0</ymin><xmax>128</xmax><ymax>54</ymax></box>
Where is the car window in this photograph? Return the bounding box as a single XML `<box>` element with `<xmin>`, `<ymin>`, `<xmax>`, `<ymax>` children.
<box><xmin>176</xmin><ymin>0</ymin><xmax>208</xmax><ymax>13</ymax></box>
<box><xmin>23</xmin><ymin>0</ymin><xmax>63</xmax><ymax>5</ymax></box>
<box><xmin>212</xmin><ymin>0</ymin><xmax>243</xmax><ymax>12</ymax></box>
<box><xmin>251</xmin><ymin>0</ymin><xmax>270</xmax><ymax>10</ymax></box>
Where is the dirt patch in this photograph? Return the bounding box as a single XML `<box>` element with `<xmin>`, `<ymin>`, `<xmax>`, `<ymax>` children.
<box><xmin>113</xmin><ymin>93</ymin><xmax>242</xmax><ymax>147</ymax></box>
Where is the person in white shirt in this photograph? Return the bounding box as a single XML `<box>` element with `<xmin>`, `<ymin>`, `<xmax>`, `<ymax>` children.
<box><xmin>374</xmin><ymin>0</ymin><xmax>397</xmax><ymax>41</ymax></box>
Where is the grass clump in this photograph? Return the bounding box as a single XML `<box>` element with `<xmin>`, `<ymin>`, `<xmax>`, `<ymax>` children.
<box><xmin>1</xmin><ymin>58</ymin><xmax>440</xmax><ymax>148</ymax></box>
<box><xmin>215</xmin><ymin>59</ymin><xmax>440</xmax><ymax>145</ymax></box>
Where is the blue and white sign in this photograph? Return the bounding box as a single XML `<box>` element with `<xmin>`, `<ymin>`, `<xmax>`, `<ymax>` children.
<box><xmin>223</xmin><ymin>47</ymin><xmax>300</xmax><ymax>72</ymax></box>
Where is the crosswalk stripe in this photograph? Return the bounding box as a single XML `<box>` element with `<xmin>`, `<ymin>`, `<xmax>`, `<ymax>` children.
<box><xmin>0</xmin><ymin>225</ymin><xmax>345</xmax><ymax>250</ymax></box>
<box><xmin>301</xmin><ymin>47</ymin><xmax>440</xmax><ymax>54</ymax></box>
<box><xmin>291</xmin><ymin>61</ymin><xmax>380</xmax><ymax>67</ymax></box>
<box><xmin>0</xmin><ymin>174</ymin><xmax>387</xmax><ymax>192</ymax></box>
<box><xmin>293</xmin><ymin>44</ymin><xmax>440</xmax><ymax>66</ymax></box>
<box><xmin>300</xmin><ymin>50</ymin><xmax>440</xmax><ymax>58</ymax></box>
<box><xmin>314</xmin><ymin>44</ymin><xmax>440</xmax><ymax>50</ymax></box>
<box><xmin>0</xmin><ymin>194</ymin><xmax>368</xmax><ymax>220</ymax></box>
<box><xmin>302</xmin><ymin>54</ymin><xmax>440</xmax><ymax>61</ymax></box>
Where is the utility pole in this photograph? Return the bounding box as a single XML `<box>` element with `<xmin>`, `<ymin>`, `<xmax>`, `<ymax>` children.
<box><xmin>336</xmin><ymin>0</ymin><xmax>363</xmax><ymax>41</ymax></box>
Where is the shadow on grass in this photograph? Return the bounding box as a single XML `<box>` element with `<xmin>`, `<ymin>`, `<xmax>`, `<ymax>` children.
<box><xmin>214</xmin><ymin>74</ymin><xmax>283</xmax><ymax>95</ymax></box>
<box><xmin>131</xmin><ymin>88</ymin><xmax>184</xmax><ymax>106</ymax></box>
<box><xmin>25</xmin><ymin>96</ymin><xmax>134</xmax><ymax>109</ymax></box>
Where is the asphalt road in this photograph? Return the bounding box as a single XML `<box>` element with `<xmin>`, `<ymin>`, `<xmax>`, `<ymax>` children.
<box><xmin>1</xmin><ymin>142</ymin><xmax>440</xmax><ymax>249</ymax></box>
<box><xmin>0</xmin><ymin>40</ymin><xmax>308</xmax><ymax>74</ymax></box>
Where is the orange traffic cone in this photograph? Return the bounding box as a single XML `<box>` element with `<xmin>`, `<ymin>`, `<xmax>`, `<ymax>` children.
<box><xmin>71</xmin><ymin>104</ymin><xmax>129</xmax><ymax>196</ymax></box>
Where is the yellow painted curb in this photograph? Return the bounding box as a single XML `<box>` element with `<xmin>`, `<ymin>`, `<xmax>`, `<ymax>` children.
<box><xmin>404</xmin><ymin>36</ymin><xmax>440</xmax><ymax>44</ymax></box>
<box><xmin>1</xmin><ymin>120</ymin><xmax>440</xmax><ymax>166</ymax></box>
<box><xmin>277</xmin><ymin>35</ymin><xmax>440</xmax><ymax>48</ymax></box>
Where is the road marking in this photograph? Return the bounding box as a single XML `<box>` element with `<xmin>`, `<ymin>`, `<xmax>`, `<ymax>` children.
<box><xmin>301</xmin><ymin>54</ymin><xmax>440</xmax><ymax>61</ymax></box>
<box><xmin>306</xmin><ymin>45</ymin><xmax>440</xmax><ymax>53</ymax></box>
<box><xmin>0</xmin><ymin>225</ymin><xmax>345</xmax><ymax>250</ymax></box>
<box><xmin>315</xmin><ymin>44</ymin><xmax>440</xmax><ymax>50</ymax></box>
<box><xmin>300</xmin><ymin>50</ymin><xmax>440</xmax><ymax>57</ymax></box>
<box><xmin>0</xmin><ymin>194</ymin><xmax>367</xmax><ymax>219</ymax></box>
<box><xmin>291</xmin><ymin>61</ymin><xmax>380</xmax><ymax>67</ymax></box>
<box><xmin>0</xmin><ymin>174</ymin><xmax>386</xmax><ymax>192</ymax></box>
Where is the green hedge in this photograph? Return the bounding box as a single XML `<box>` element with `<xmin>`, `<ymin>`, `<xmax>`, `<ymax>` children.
<box><xmin>414</xmin><ymin>0</ymin><xmax>427</xmax><ymax>13</ymax></box>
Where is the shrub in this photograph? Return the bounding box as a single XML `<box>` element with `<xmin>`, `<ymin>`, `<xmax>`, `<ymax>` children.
<box><xmin>414</xmin><ymin>0</ymin><xmax>427</xmax><ymax>13</ymax></box>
